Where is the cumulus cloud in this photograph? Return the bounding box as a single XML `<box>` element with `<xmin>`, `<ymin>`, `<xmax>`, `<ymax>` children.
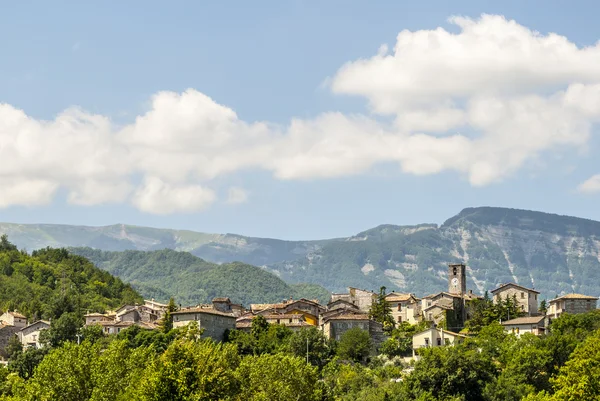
<box><xmin>226</xmin><ymin>187</ymin><xmax>249</xmax><ymax>205</ymax></box>
<box><xmin>131</xmin><ymin>177</ymin><xmax>217</xmax><ymax>214</ymax></box>
<box><xmin>578</xmin><ymin>175</ymin><xmax>600</xmax><ymax>193</ymax></box>
<box><xmin>1</xmin><ymin>14</ymin><xmax>600</xmax><ymax>213</ymax></box>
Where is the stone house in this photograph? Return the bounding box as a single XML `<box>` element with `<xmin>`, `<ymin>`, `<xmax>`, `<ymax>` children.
<box><xmin>85</xmin><ymin>312</ymin><xmax>116</xmax><ymax>326</ymax></box>
<box><xmin>251</xmin><ymin>298</ymin><xmax>324</xmax><ymax>326</ymax></box>
<box><xmin>212</xmin><ymin>297</ymin><xmax>245</xmax><ymax>317</ymax></box>
<box><xmin>385</xmin><ymin>292</ymin><xmax>420</xmax><ymax>325</ymax></box>
<box><xmin>330</xmin><ymin>287</ymin><xmax>377</xmax><ymax>313</ymax></box>
<box><xmin>420</xmin><ymin>292</ymin><xmax>476</xmax><ymax>330</ymax></box>
<box><xmin>320</xmin><ymin>299</ymin><xmax>361</xmax><ymax>325</ymax></box>
<box><xmin>262</xmin><ymin>313</ymin><xmax>312</xmax><ymax>331</ymax></box>
<box><xmin>321</xmin><ymin>313</ymin><xmax>386</xmax><ymax>351</ymax></box>
<box><xmin>547</xmin><ymin>293</ymin><xmax>598</xmax><ymax>319</ymax></box>
<box><xmin>172</xmin><ymin>307</ymin><xmax>236</xmax><ymax>341</ymax></box>
<box><xmin>412</xmin><ymin>326</ymin><xmax>467</xmax><ymax>358</ymax></box>
<box><xmin>0</xmin><ymin>311</ymin><xmax>27</xmax><ymax>328</ymax></box>
<box><xmin>501</xmin><ymin>316</ymin><xmax>545</xmax><ymax>337</ymax></box>
<box><xmin>491</xmin><ymin>283</ymin><xmax>540</xmax><ymax>315</ymax></box>
<box><xmin>18</xmin><ymin>320</ymin><xmax>50</xmax><ymax>349</ymax></box>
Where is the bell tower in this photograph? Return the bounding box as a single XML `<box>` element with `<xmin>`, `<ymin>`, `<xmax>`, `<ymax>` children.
<box><xmin>448</xmin><ymin>263</ymin><xmax>466</xmax><ymax>294</ymax></box>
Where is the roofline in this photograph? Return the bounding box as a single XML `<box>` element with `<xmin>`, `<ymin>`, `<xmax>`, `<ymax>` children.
<box><xmin>491</xmin><ymin>283</ymin><xmax>540</xmax><ymax>294</ymax></box>
<box><xmin>549</xmin><ymin>294</ymin><xmax>599</xmax><ymax>302</ymax></box>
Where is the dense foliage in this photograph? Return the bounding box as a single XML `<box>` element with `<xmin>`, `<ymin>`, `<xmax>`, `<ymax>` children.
<box><xmin>0</xmin><ymin>236</ymin><xmax>141</xmax><ymax>321</ymax></box>
<box><xmin>71</xmin><ymin>248</ymin><xmax>331</xmax><ymax>305</ymax></box>
<box><xmin>1</xmin><ymin>308</ymin><xmax>600</xmax><ymax>400</ymax></box>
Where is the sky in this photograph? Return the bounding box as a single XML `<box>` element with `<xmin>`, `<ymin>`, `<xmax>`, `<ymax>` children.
<box><xmin>1</xmin><ymin>1</ymin><xmax>600</xmax><ymax>240</ymax></box>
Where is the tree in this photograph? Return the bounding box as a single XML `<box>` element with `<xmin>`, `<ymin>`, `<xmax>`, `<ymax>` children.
<box><xmin>336</xmin><ymin>327</ymin><xmax>372</xmax><ymax>363</ymax></box>
<box><xmin>404</xmin><ymin>344</ymin><xmax>497</xmax><ymax>401</ymax></box>
<box><xmin>235</xmin><ymin>353</ymin><xmax>329</xmax><ymax>401</ymax></box>
<box><xmin>159</xmin><ymin>297</ymin><xmax>177</xmax><ymax>333</ymax></box>
<box><xmin>287</xmin><ymin>326</ymin><xmax>334</xmax><ymax>368</ymax></box>
<box><xmin>539</xmin><ymin>299</ymin><xmax>547</xmax><ymax>314</ymax></box>
<box><xmin>8</xmin><ymin>347</ymin><xmax>48</xmax><ymax>379</ymax></box>
<box><xmin>0</xmin><ymin>235</ymin><xmax>17</xmax><ymax>252</ymax></box>
<box><xmin>5</xmin><ymin>335</ymin><xmax>22</xmax><ymax>360</ymax></box>
<box><xmin>130</xmin><ymin>339</ymin><xmax>241</xmax><ymax>401</ymax></box>
<box><xmin>369</xmin><ymin>286</ymin><xmax>395</xmax><ymax>333</ymax></box>
<box><xmin>546</xmin><ymin>329</ymin><xmax>600</xmax><ymax>400</ymax></box>
<box><xmin>39</xmin><ymin>312</ymin><xmax>82</xmax><ymax>348</ymax></box>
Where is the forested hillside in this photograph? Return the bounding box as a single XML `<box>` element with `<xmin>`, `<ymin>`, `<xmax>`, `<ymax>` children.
<box><xmin>71</xmin><ymin>248</ymin><xmax>331</xmax><ymax>306</ymax></box>
<box><xmin>0</xmin><ymin>236</ymin><xmax>141</xmax><ymax>321</ymax></box>
<box><xmin>4</xmin><ymin>207</ymin><xmax>600</xmax><ymax>300</ymax></box>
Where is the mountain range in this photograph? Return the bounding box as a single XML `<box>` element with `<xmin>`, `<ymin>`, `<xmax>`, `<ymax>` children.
<box><xmin>2</xmin><ymin>206</ymin><xmax>600</xmax><ymax>302</ymax></box>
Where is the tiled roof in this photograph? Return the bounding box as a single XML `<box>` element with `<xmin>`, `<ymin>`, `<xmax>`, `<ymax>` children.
<box><xmin>236</xmin><ymin>322</ymin><xmax>252</xmax><ymax>328</ymax></box>
<box><xmin>250</xmin><ymin>303</ymin><xmax>283</xmax><ymax>312</ymax></box>
<box><xmin>501</xmin><ymin>316</ymin><xmax>545</xmax><ymax>325</ymax></box>
<box><xmin>7</xmin><ymin>311</ymin><xmax>26</xmax><ymax>319</ymax></box>
<box><xmin>423</xmin><ymin>303</ymin><xmax>453</xmax><ymax>312</ymax></box>
<box><xmin>491</xmin><ymin>283</ymin><xmax>540</xmax><ymax>294</ymax></box>
<box><xmin>85</xmin><ymin>313</ymin><xmax>108</xmax><ymax>317</ymax></box>
<box><xmin>212</xmin><ymin>297</ymin><xmax>231</xmax><ymax>303</ymax></box>
<box><xmin>550</xmin><ymin>293</ymin><xmax>599</xmax><ymax>302</ymax></box>
<box><xmin>19</xmin><ymin>320</ymin><xmax>50</xmax><ymax>331</ymax></box>
<box><xmin>324</xmin><ymin>313</ymin><xmax>370</xmax><ymax>321</ymax></box>
<box><xmin>263</xmin><ymin>314</ymin><xmax>304</xmax><ymax>319</ymax></box>
<box><xmin>385</xmin><ymin>293</ymin><xmax>414</xmax><ymax>302</ymax></box>
<box><xmin>172</xmin><ymin>307</ymin><xmax>236</xmax><ymax>318</ymax></box>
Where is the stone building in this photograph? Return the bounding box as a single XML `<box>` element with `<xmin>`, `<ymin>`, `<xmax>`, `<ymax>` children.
<box><xmin>172</xmin><ymin>307</ymin><xmax>236</xmax><ymax>341</ymax></box>
<box><xmin>547</xmin><ymin>293</ymin><xmax>598</xmax><ymax>319</ymax></box>
<box><xmin>385</xmin><ymin>292</ymin><xmax>420</xmax><ymax>325</ymax></box>
<box><xmin>412</xmin><ymin>326</ymin><xmax>467</xmax><ymax>358</ymax></box>
<box><xmin>250</xmin><ymin>298</ymin><xmax>324</xmax><ymax>326</ymax></box>
<box><xmin>212</xmin><ymin>297</ymin><xmax>245</xmax><ymax>317</ymax></box>
<box><xmin>321</xmin><ymin>313</ymin><xmax>386</xmax><ymax>352</ymax></box>
<box><xmin>320</xmin><ymin>299</ymin><xmax>361</xmax><ymax>325</ymax></box>
<box><xmin>84</xmin><ymin>299</ymin><xmax>165</xmax><ymax>335</ymax></box>
<box><xmin>491</xmin><ymin>283</ymin><xmax>540</xmax><ymax>315</ymax></box>
<box><xmin>0</xmin><ymin>311</ymin><xmax>27</xmax><ymax>328</ymax></box>
<box><xmin>501</xmin><ymin>316</ymin><xmax>545</xmax><ymax>337</ymax></box>
<box><xmin>330</xmin><ymin>287</ymin><xmax>377</xmax><ymax>313</ymax></box>
<box><xmin>18</xmin><ymin>320</ymin><xmax>50</xmax><ymax>349</ymax></box>
<box><xmin>0</xmin><ymin>311</ymin><xmax>28</xmax><ymax>358</ymax></box>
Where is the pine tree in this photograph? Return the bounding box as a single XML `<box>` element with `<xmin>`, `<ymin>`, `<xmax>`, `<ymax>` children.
<box><xmin>369</xmin><ymin>286</ymin><xmax>395</xmax><ymax>333</ymax></box>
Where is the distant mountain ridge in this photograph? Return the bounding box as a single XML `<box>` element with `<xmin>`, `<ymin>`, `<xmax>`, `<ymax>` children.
<box><xmin>2</xmin><ymin>206</ymin><xmax>600</xmax><ymax>301</ymax></box>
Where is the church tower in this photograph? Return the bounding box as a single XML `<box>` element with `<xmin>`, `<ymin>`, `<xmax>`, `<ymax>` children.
<box><xmin>448</xmin><ymin>263</ymin><xmax>466</xmax><ymax>294</ymax></box>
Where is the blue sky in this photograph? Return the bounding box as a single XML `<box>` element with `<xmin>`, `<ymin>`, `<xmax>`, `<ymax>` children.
<box><xmin>1</xmin><ymin>1</ymin><xmax>600</xmax><ymax>239</ymax></box>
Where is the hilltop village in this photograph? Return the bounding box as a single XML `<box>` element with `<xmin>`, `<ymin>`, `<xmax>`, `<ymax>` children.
<box><xmin>1</xmin><ymin>263</ymin><xmax>597</xmax><ymax>361</ymax></box>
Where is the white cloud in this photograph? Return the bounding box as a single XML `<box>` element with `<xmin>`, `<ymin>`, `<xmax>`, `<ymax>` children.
<box><xmin>131</xmin><ymin>177</ymin><xmax>216</xmax><ymax>214</ymax></box>
<box><xmin>2</xmin><ymin>14</ymin><xmax>600</xmax><ymax>213</ymax></box>
<box><xmin>578</xmin><ymin>174</ymin><xmax>600</xmax><ymax>193</ymax></box>
<box><xmin>226</xmin><ymin>187</ymin><xmax>249</xmax><ymax>205</ymax></box>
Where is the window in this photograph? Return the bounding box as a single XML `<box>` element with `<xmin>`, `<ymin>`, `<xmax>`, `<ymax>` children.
<box><xmin>289</xmin><ymin>319</ymin><xmax>292</xmax><ymax>323</ymax></box>
<box><xmin>424</xmin><ymin>338</ymin><xmax>430</xmax><ymax>346</ymax></box>
<box><xmin>398</xmin><ymin>316</ymin><xmax>402</xmax><ymax>323</ymax></box>
<box><xmin>516</xmin><ymin>327</ymin><xmax>520</xmax><ymax>334</ymax></box>
<box><xmin>521</xmin><ymin>292</ymin><xmax>525</xmax><ymax>299</ymax></box>
<box><xmin>428</xmin><ymin>313</ymin><xmax>433</xmax><ymax>321</ymax></box>
<box><xmin>535</xmin><ymin>294</ymin><xmax>537</xmax><ymax>300</ymax></box>
<box><xmin>437</xmin><ymin>338</ymin><xmax>441</xmax><ymax>346</ymax></box>
<box><xmin>397</xmin><ymin>304</ymin><xmax>402</xmax><ymax>311</ymax></box>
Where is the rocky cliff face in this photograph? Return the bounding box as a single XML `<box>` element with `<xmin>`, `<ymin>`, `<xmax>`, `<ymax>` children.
<box><xmin>2</xmin><ymin>207</ymin><xmax>600</xmax><ymax>300</ymax></box>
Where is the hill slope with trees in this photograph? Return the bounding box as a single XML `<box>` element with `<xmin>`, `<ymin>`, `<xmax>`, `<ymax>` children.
<box><xmin>0</xmin><ymin>235</ymin><xmax>141</xmax><ymax>321</ymax></box>
<box><xmin>70</xmin><ymin>248</ymin><xmax>331</xmax><ymax>306</ymax></box>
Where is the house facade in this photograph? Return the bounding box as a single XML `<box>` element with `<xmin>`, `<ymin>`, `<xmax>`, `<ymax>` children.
<box><xmin>491</xmin><ymin>283</ymin><xmax>540</xmax><ymax>315</ymax></box>
<box><xmin>501</xmin><ymin>316</ymin><xmax>545</xmax><ymax>337</ymax></box>
<box><xmin>385</xmin><ymin>293</ymin><xmax>420</xmax><ymax>325</ymax></box>
<box><xmin>321</xmin><ymin>313</ymin><xmax>386</xmax><ymax>350</ymax></box>
<box><xmin>330</xmin><ymin>287</ymin><xmax>377</xmax><ymax>313</ymax></box>
<box><xmin>547</xmin><ymin>293</ymin><xmax>598</xmax><ymax>319</ymax></box>
<box><xmin>0</xmin><ymin>311</ymin><xmax>27</xmax><ymax>328</ymax></box>
<box><xmin>172</xmin><ymin>308</ymin><xmax>236</xmax><ymax>341</ymax></box>
<box><xmin>412</xmin><ymin>326</ymin><xmax>467</xmax><ymax>358</ymax></box>
<box><xmin>18</xmin><ymin>320</ymin><xmax>50</xmax><ymax>349</ymax></box>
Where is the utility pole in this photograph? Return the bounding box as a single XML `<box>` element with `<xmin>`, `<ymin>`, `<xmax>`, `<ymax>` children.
<box><xmin>306</xmin><ymin>337</ymin><xmax>309</xmax><ymax>364</ymax></box>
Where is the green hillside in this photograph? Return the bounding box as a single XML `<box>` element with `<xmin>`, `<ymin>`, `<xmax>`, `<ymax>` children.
<box><xmin>71</xmin><ymin>248</ymin><xmax>331</xmax><ymax>306</ymax></box>
<box><xmin>0</xmin><ymin>236</ymin><xmax>141</xmax><ymax>321</ymax></box>
<box><xmin>4</xmin><ymin>207</ymin><xmax>600</xmax><ymax>301</ymax></box>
